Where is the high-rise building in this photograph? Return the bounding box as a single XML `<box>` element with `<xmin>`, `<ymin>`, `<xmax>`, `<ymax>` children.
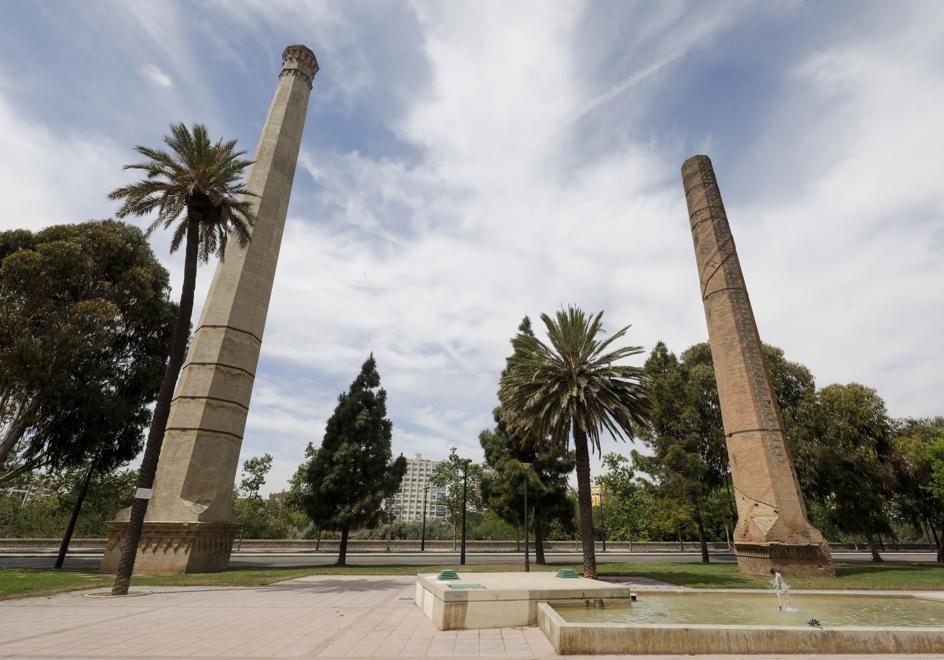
<box><xmin>385</xmin><ymin>454</ymin><xmax>448</xmax><ymax>522</ymax></box>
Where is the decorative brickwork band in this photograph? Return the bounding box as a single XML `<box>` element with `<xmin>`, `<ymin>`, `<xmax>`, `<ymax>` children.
<box><xmin>681</xmin><ymin>155</ymin><xmax>834</xmax><ymax>577</ymax></box>
<box><xmin>101</xmin><ymin>522</ymin><xmax>237</xmax><ymax>574</ymax></box>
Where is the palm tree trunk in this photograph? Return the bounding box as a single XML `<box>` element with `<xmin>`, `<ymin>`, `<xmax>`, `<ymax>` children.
<box><xmin>56</xmin><ymin>456</ymin><xmax>98</xmax><ymax>569</ymax></box>
<box><xmin>534</xmin><ymin>502</ymin><xmax>546</xmax><ymax>565</ymax></box>
<box><xmin>112</xmin><ymin>220</ymin><xmax>199</xmax><ymax>595</ymax></box>
<box><xmin>573</xmin><ymin>428</ymin><xmax>597</xmax><ymax>579</ymax></box>
<box><xmin>338</xmin><ymin>525</ymin><xmax>349</xmax><ymax>567</ymax></box>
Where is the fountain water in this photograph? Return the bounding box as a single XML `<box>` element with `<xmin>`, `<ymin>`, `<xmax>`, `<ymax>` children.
<box><xmin>770</xmin><ymin>571</ymin><xmax>793</xmax><ymax>612</ymax></box>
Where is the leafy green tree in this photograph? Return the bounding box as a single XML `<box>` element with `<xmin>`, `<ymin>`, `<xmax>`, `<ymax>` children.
<box><xmin>793</xmin><ymin>383</ymin><xmax>895</xmax><ymax>561</ymax></box>
<box><xmin>652</xmin><ymin>342</ymin><xmax>823</xmax><ymax>544</ymax></box>
<box><xmin>596</xmin><ymin>453</ymin><xmax>654</xmax><ymax>545</ymax></box>
<box><xmin>239</xmin><ymin>453</ymin><xmax>273</xmax><ymax>499</ymax></box>
<box><xmin>890</xmin><ymin>418</ymin><xmax>944</xmax><ymax>562</ymax></box>
<box><xmin>286</xmin><ymin>442</ymin><xmax>317</xmax><ymax>513</ymax></box>
<box><xmin>301</xmin><ymin>356</ymin><xmax>407</xmax><ymax>565</ymax></box>
<box><xmin>925</xmin><ymin>432</ymin><xmax>944</xmax><ymax>562</ymax></box>
<box><xmin>233</xmin><ymin>496</ymin><xmax>309</xmax><ymax>539</ymax></box>
<box><xmin>235</xmin><ymin>453</ymin><xmax>273</xmax><ymax>544</ymax></box>
<box><xmin>499</xmin><ymin>307</ymin><xmax>650</xmax><ymax>578</ymax></box>
<box><xmin>0</xmin><ymin>465</ymin><xmax>138</xmax><ymax>538</ymax></box>
<box><xmin>480</xmin><ymin>406</ymin><xmax>575</xmax><ymax>563</ymax></box>
<box><xmin>430</xmin><ymin>448</ymin><xmax>484</xmax><ymax>550</ymax></box>
<box><xmin>0</xmin><ymin>221</ymin><xmax>176</xmax><ymax>484</ymax></box>
<box><xmin>470</xmin><ymin>510</ymin><xmax>518</xmax><ymax>540</ymax></box>
<box><xmin>632</xmin><ymin>342</ymin><xmax>728</xmax><ymax>563</ymax></box>
<box><xmin>108</xmin><ymin>123</ymin><xmax>256</xmax><ymax>595</ymax></box>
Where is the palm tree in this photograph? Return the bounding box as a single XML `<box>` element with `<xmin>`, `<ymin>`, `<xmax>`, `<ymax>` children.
<box><xmin>107</xmin><ymin>123</ymin><xmax>255</xmax><ymax>595</ymax></box>
<box><xmin>499</xmin><ymin>307</ymin><xmax>649</xmax><ymax>578</ymax></box>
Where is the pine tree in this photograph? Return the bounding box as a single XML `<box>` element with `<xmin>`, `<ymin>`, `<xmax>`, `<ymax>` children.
<box><xmin>301</xmin><ymin>355</ymin><xmax>407</xmax><ymax>566</ymax></box>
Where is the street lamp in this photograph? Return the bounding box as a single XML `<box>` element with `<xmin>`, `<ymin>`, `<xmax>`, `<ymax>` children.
<box><xmin>421</xmin><ymin>484</ymin><xmax>429</xmax><ymax>552</ymax></box>
<box><xmin>460</xmin><ymin>459</ymin><xmax>471</xmax><ymax>565</ymax></box>
<box><xmin>520</xmin><ymin>462</ymin><xmax>532</xmax><ymax>572</ymax></box>
<box><xmin>599</xmin><ymin>482</ymin><xmax>606</xmax><ymax>553</ymax></box>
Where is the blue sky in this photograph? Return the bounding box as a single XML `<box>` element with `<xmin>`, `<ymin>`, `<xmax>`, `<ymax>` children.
<box><xmin>2</xmin><ymin>1</ymin><xmax>942</xmax><ymax>493</ymax></box>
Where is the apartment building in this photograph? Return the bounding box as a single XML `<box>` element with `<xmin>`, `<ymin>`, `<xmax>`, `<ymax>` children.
<box><xmin>385</xmin><ymin>453</ymin><xmax>448</xmax><ymax>522</ymax></box>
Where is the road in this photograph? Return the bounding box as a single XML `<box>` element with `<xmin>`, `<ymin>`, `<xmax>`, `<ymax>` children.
<box><xmin>2</xmin><ymin>549</ymin><xmax>939</xmax><ymax>571</ymax></box>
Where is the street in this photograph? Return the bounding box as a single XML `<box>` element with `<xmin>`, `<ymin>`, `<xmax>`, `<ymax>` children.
<box><xmin>2</xmin><ymin>549</ymin><xmax>939</xmax><ymax>571</ymax></box>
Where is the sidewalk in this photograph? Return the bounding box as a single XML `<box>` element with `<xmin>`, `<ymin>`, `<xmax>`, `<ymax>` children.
<box><xmin>1</xmin><ymin>575</ymin><xmax>941</xmax><ymax>659</ymax></box>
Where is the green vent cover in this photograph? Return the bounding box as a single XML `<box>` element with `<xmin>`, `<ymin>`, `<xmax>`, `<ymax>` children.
<box><xmin>556</xmin><ymin>568</ymin><xmax>579</xmax><ymax>579</ymax></box>
<box><xmin>447</xmin><ymin>583</ymin><xmax>485</xmax><ymax>589</ymax></box>
<box><xmin>436</xmin><ymin>569</ymin><xmax>460</xmax><ymax>581</ymax></box>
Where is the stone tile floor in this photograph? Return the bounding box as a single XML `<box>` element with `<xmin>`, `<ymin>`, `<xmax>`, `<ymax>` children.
<box><xmin>1</xmin><ymin>575</ymin><xmax>941</xmax><ymax>659</ymax></box>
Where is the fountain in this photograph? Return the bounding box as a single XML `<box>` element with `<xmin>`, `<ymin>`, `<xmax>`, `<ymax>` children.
<box><xmin>770</xmin><ymin>571</ymin><xmax>793</xmax><ymax>612</ymax></box>
<box><xmin>538</xmin><ymin>590</ymin><xmax>944</xmax><ymax>655</ymax></box>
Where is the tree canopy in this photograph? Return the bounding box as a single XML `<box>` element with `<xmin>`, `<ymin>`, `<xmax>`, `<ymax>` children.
<box><xmin>632</xmin><ymin>342</ymin><xmax>730</xmax><ymax>562</ymax></box>
<box><xmin>429</xmin><ymin>447</ymin><xmax>484</xmax><ymax>546</ymax></box>
<box><xmin>0</xmin><ymin>221</ymin><xmax>176</xmax><ymax>484</ymax></box>
<box><xmin>792</xmin><ymin>383</ymin><xmax>895</xmax><ymax>559</ymax></box>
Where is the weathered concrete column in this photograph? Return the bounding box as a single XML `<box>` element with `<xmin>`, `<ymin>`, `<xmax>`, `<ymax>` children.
<box><xmin>101</xmin><ymin>45</ymin><xmax>318</xmax><ymax>574</ymax></box>
<box><xmin>681</xmin><ymin>155</ymin><xmax>834</xmax><ymax>577</ymax></box>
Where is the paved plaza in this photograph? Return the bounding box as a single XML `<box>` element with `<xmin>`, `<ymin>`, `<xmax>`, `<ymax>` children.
<box><xmin>2</xmin><ymin>575</ymin><xmax>942</xmax><ymax>659</ymax></box>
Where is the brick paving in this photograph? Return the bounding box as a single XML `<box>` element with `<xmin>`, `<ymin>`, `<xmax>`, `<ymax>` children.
<box><xmin>1</xmin><ymin>575</ymin><xmax>941</xmax><ymax>659</ymax></box>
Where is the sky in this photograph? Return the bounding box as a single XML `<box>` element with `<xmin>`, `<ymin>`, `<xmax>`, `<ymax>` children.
<box><xmin>1</xmin><ymin>1</ymin><xmax>942</xmax><ymax>494</ymax></box>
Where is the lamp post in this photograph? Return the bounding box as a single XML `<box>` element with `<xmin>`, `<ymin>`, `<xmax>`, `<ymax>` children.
<box><xmin>599</xmin><ymin>482</ymin><xmax>606</xmax><ymax>552</ymax></box>
<box><xmin>460</xmin><ymin>460</ymin><xmax>470</xmax><ymax>565</ymax></box>
<box><xmin>421</xmin><ymin>484</ymin><xmax>429</xmax><ymax>552</ymax></box>
<box><xmin>520</xmin><ymin>463</ymin><xmax>532</xmax><ymax>572</ymax></box>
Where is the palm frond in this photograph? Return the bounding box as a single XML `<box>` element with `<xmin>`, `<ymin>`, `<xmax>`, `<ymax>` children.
<box><xmin>499</xmin><ymin>305</ymin><xmax>651</xmax><ymax>456</ymax></box>
<box><xmin>108</xmin><ymin>122</ymin><xmax>257</xmax><ymax>260</ymax></box>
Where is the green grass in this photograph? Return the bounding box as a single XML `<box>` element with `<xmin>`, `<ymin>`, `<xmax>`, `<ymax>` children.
<box><xmin>0</xmin><ymin>564</ymin><xmax>554</xmax><ymax>600</ymax></box>
<box><xmin>0</xmin><ymin>568</ymin><xmax>111</xmax><ymax>599</ymax></box>
<box><xmin>3</xmin><ymin>561</ymin><xmax>942</xmax><ymax>601</ymax></box>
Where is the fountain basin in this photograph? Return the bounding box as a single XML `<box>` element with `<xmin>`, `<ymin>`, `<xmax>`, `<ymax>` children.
<box><xmin>538</xmin><ymin>591</ymin><xmax>944</xmax><ymax>655</ymax></box>
<box><xmin>415</xmin><ymin>572</ymin><xmax>631</xmax><ymax>630</ymax></box>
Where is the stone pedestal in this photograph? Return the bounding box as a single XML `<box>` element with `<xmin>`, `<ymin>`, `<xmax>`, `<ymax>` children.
<box><xmin>681</xmin><ymin>155</ymin><xmax>833</xmax><ymax>577</ymax></box>
<box><xmin>101</xmin><ymin>45</ymin><xmax>317</xmax><ymax>575</ymax></box>
<box><xmin>734</xmin><ymin>542</ymin><xmax>833</xmax><ymax>578</ymax></box>
<box><xmin>101</xmin><ymin>521</ymin><xmax>237</xmax><ymax>574</ymax></box>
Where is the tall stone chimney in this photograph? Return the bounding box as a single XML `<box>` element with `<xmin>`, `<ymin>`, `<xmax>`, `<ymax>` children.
<box><xmin>681</xmin><ymin>155</ymin><xmax>834</xmax><ymax>577</ymax></box>
<box><xmin>102</xmin><ymin>45</ymin><xmax>318</xmax><ymax>574</ymax></box>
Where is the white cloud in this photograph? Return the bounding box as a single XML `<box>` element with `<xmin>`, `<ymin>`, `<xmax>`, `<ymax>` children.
<box><xmin>727</xmin><ymin>7</ymin><xmax>944</xmax><ymax>418</ymax></box>
<box><xmin>139</xmin><ymin>63</ymin><xmax>174</xmax><ymax>88</ymax></box>
<box><xmin>254</xmin><ymin>2</ymin><xmax>719</xmax><ymax>486</ymax></box>
<box><xmin>0</xmin><ymin>96</ymin><xmax>124</xmax><ymax>230</ymax></box>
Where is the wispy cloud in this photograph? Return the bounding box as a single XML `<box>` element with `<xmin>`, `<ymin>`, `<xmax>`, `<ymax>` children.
<box><xmin>139</xmin><ymin>63</ymin><xmax>174</xmax><ymax>88</ymax></box>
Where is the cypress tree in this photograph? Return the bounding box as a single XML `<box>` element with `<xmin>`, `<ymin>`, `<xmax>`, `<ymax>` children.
<box><xmin>302</xmin><ymin>355</ymin><xmax>406</xmax><ymax>566</ymax></box>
